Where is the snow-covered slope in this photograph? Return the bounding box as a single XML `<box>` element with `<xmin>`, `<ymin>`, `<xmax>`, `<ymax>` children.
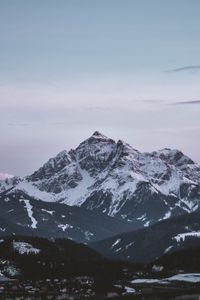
<box><xmin>0</xmin><ymin>176</ymin><xmax>21</xmax><ymax>192</ymax></box>
<box><xmin>90</xmin><ymin>211</ymin><xmax>200</xmax><ymax>263</ymax></box>
<box><xmin>1</xmin><ymin>131</ymin><xmax>200</xmax><ymax>228</ymax></box>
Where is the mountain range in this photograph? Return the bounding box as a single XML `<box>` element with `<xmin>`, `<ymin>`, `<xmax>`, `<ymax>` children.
<box><xmin>0</xmin><ymin>131</ymin><xmax>200</xmax><ymax>259</ymax></box>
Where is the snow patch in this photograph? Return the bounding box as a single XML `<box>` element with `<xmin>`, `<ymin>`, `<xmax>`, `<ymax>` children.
<box><xmin>58</xmin><ymin>224</ymin><xmax>73</xmax><ymax>231</ymax></box>
<box><xmin>115</xmin><ymin>247</ymin><xmax>122</xmax><ymax>253</ymax></box>
<box><xmin>164</xmin><ymin>246</ymin><xmax>173</xmax><ymax>254</ymax></box>
<box><xmin>125</xmin><ymin>241</ymin><xmax>135</xmax><ymax>249</ymax></box>
<box><xmin>163</xmin><ymin>211</ymin><xmax>171</xmax><ymax>220</ymax></box>
<box><xmin>84</xmin><ymin>231</ymin><xmax>94</xmax><ymax>241</ymax></box>
<box><xmin>13</xmin><ymin>242</ymin><xmax>40</xmax><ymax>255</ymax></box>
<box><xmin>168</xmin><ymin>273</ymin><xmax>200</xmax><ymax>283</ymax></box>
<box><xmin>137</xmin><ymin>214</ymin><xmax>146</xmax><ymax>221</ymax></box>
<box><xmin>131</xmin><ymin>278</ymin><xmax>166</xmax><ymax>284</ymax></box>
<box><xmin>21</xmin><ymin>200</ymin><xmax>37</xmax><ymax>229</ymax></box>
<box><xmin>159</xmin><ymin>210</ymin><xmax>172</xmax><ymax>221</ymax></box>
<box><xmin>111</xmin><ymin>239</ymin><xmax>121</xmax><ymax>249</ymax></box>
<box><xmin>173</xmin><ymin>231</ymin><xmax>200</xmax><ymax>242</ymax></box>
<box><xmin>61</xmin><ymin>161</ymin><xmax>95</xmax><ymax>206</ymax></box>
<box><xmin>132</xmin><ymin>273</ymin><xmax>200</xmax><ymax>284</ymax></box>
<box><xmin>41</xmin><ymin>209</ymin><xmax>54</xmax><ymax>215</ymax></box>
<box><xmin>123</xmin><ymin>286</ymin><xmax>136</xmax><ymax>294</ymax></box>
<box><xmin>144</xmin><ymin>221</ymin><xmax>150</xmax><ymax>227</ymax></box>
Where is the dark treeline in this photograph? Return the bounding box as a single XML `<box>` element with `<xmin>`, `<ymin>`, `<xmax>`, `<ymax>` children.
<box><xmin>153</xmin><ymin>246</ymin><xmax>200</xmax><ymax>273</ymax></box>
<box><xmin>0</xmin><ymin>235</ymin><xmax>142</xmax><ymax>281</ymax></box>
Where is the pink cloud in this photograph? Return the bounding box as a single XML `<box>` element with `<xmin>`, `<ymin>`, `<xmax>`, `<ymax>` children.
<box><xmin>0</xmin><ymin>173</ymin><xmax>14</xmax><ymax>180</ymax></box>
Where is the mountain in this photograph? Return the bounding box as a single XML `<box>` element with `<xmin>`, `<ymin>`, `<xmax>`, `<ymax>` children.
<box><xmin>0</xmin><ymin>131</ymin><xmax>200</xmax><ymax>237</ymax></box>
<box><xmin>90</xmin><ymin>211</ymin><xmax>200</xmax><ymax>263</ymax></box>
<box><xmin>0</xmin><ymin>189</ymin><xmax>134</xmax><ymax>243</ymax></box>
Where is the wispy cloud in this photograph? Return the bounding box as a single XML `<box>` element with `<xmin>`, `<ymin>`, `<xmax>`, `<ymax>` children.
<box><xmin>166</xmin><ymin>65</ymin><xmax>200</xmax><ymax>73</ymax></box>
<box><xmin>7</xmin><ymin>122</ymin><xmax>30</xmax><ymax>127</ymax></box>
<box><xmin>172</xmin><ymin>100</ymin><xmax>200</xmax><ymax>105</ymax></box>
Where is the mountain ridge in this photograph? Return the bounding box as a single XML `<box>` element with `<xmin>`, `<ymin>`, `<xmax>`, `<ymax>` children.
<box><xmin>90</xmin><ymin>211</ymin><xmax>200</xmax><ymax>263</ymax></box>
<box><xmin>0</xmin><ymin>131</ymin><xmax>200</xmax><ymax>234</ymax></box>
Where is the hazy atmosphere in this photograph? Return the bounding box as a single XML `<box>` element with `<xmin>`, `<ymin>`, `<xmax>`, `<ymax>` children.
<box><xmin>1</xmin><ymin>0</ymin><xmax>200</xmax><ymax>176</ymax></box>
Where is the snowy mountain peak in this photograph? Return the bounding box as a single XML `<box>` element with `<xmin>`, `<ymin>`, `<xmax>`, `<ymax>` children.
<box><xmin>83</xmin><ymin>131</ymin><xmax>115</xmax><ymax>145</ymax></box>
<box><xmin>1</xmin><ymin>132</ymin><xmax>200</xmax><ymax>230</ymax></box>
<box><xmin>75</xmin><ymin>132</ymin><xmax>116</xmax><ymax>176</ymax></box>
<box><xmin>91</xmin><ymin>131</ymin><xmax>108</xmax><ymax>139</ymax></box>
<box><xmin>153</xmin><ymin>148</ymin><xmax>194</xmax><ymax>167</ymax></box>
<box><xmin>75</xmin><ymin>132</ymin><xmax>115</xmax><ymax>155</ymax></box>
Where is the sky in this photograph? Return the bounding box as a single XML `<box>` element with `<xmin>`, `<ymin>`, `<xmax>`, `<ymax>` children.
<box><xmin>0</xmin><ymin>0</ymin><xmax>200</xmax><ymax>176</ymax></box>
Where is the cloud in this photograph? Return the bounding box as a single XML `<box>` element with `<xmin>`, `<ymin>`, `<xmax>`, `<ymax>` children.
<box><xmin>172</xmin><ymin>100</ymin><xmax>200</xmax><ymax>105</ymax></box>
<box><xmin>166</xmin><ymin>65</ymin><xmax>200</xmax><ymax>73</ymax></box>
<box><xmin>0</xmin><ymin>173</ymin><xmax>13</xmax><ymax>180</ymax></box>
